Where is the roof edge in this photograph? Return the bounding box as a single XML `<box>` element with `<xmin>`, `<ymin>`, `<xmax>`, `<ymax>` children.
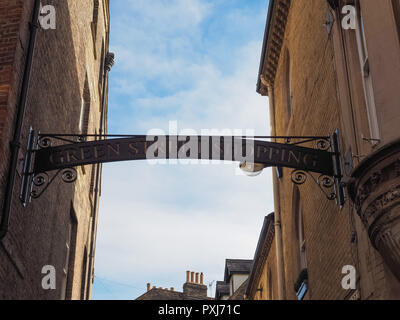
<box><xmin>256</xmin><ymin>0</ymin><xmax>291</xmax><ymax>96</ymax></box>
<box><xmin>245</xmin><ymin>213</ymin><xmax>275</xmax><ymax>298</ymax></box>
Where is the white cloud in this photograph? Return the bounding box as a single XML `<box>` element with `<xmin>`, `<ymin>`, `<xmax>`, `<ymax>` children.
<box><xmin>93</xmin><ymin>0</ymin><xmax>272</xmax><ymax>299</ymax></box>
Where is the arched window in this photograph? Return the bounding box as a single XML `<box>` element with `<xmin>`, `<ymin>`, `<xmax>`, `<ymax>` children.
<box><xmin>293</xmin><ymin>186</ymin><xmax>307</xmax><ymax>272</ymax></box>
<box><xmin>354</xmin><ymin>1</ymin><xmax>380</xmax><ymax>142</ymax></box>
<box><xmin>393</xmin><ymin>0</ymin><xmax>400</xmax><ymax>42</ymax></box>
<box><xmin>283</xmin><ymin>48</ymin><xmax>293</xmax><ymax>123</ymax></box>
<box><xmin>293</xmin><ymin>186</ymin><xmax>308</xmax><ymax>300</ymax></box>
<box><xmin>92</xmin><ymin>0</ymin><xmax>100</xmax><ymax>40</ymax></box>
<box><xmin>267</xmin><ymin>267</ymin><xmax>273</xmax><ymax>300</ymax></box>
<box><xmin>79</xmin><ymin>75</ymin><xmax>91</xmax><ymax>135</ymax></box>
<box><xmin>297</xmin><ymin>200</ymin><xmax>307</xmax><ymax>270</ymax></box>
<box><xmin>99</xmin><ymin>39</ymin><xmax>105</xmax><ymax>90</ymax></box>
<box><xmin>80</xmin><ymin>246</ymin><xmax>88</xmax><ymax>300</ymax></box>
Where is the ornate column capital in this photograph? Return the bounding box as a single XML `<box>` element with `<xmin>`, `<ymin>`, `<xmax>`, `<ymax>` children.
<box><xmin>349</xmin><ymin>139</ymin><xmax>400</xmax><ymax>279</ymax></box>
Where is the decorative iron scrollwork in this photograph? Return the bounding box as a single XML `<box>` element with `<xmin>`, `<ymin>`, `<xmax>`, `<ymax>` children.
<box><xmin>37</xmin><ymin>135</ymin><xmax>81</xmax><ymax>149</ymax></box>
<box><xmin>32</xmin><ymin>172</ymin><xmax>48</xmax><ymax>187</ymax></box>
<box><xmin>315</xmin><ymin>139</ymin><xmax>331</xmax><ymax>151</ymax></box>
<box><xmin>318</xmin><ymin>175</ymin><xmax>334</xmax><ymax>188</ymax></box>
<box><xmin>317</xmin><ymin>174</ymin><xmax>336</xmax><ymax>200</ymax></box>
<box><xmin>61</xmin><ymin>168</ymin><xmax>77</xmax><ymax>183</ymax></box>
<box><xmin>31</xmin><ymin>172</ymin><xmax>50</xmax><ymax>199</ymax></box>
<box><xmin>291</xmin><ymin>170</ymin><xmax>307</xmax><ymax>185</ymax></box>
<box><xmin>291</xmin><ymin>171</ymin><xmax>337</xmax><ymax>201</ymax></box>
<box><xmin>30</xmin><ymin>168</ymin><xmax>77</xmax><ymax>200</ymax></box>
<box><xmin>38</xmin><ymin>136</ymin><xmax>52</xmax><ymax>149</ymax></box>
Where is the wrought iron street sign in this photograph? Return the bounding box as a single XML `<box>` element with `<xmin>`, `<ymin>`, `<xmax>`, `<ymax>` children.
<box><xmin>19</xmin><ymin>132</ymin><xmax>344</xmax><ymax>206</ymax></box>
<box><xmin>32</xmin><ymin>135</ymin><xmax>335</xmax><ymax>176</ymax></box>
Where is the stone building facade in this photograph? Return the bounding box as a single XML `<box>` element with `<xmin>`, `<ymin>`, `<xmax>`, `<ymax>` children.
<box><xmin>251</xmin><ymin>0</ymin><xmax>400</xmax><ymax>300</ymax></box>
<box><xmin>0</xmin><ymin>0</ymin><xmax>111</xmax><ymax>299</ymax></box>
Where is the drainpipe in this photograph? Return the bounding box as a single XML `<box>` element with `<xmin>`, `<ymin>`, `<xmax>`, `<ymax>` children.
<box><xmin>0</xmin><ymin>0</ymin><xmax>41</xmax><ymax>240</ymax></box>
<box><xmin>86</xmin><ymin>51</ymin><xmax>114</xmax><ymax>299</ymax></box>
<box><xmin>265</xmin><ymin>81</ymin><xmax>286</xmax><ymax>300</ymax></box>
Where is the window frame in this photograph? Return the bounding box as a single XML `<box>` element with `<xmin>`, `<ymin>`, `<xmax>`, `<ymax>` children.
<box><xmin>354</xmin><ymin>1</ymin><xmax>380</xmax><ymax>143</ymax></box>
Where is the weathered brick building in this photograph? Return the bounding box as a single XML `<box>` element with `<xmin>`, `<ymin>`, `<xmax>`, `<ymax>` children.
<box><xmin>0</xmin><ymin>0</ymin><xmax>111</xmax><ymax>299</ymax></box>
<box><xmin>247</xmin><ymin>0</ymin><xmax>400</xmax><ymax>300</ymax></box>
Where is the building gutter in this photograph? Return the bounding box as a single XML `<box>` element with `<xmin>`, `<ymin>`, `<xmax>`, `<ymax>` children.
<box><xmin>267</xmin><ymin>84</ymin><xmax>286</xmax><ymax>300</ymax></box>
<box><xmin>256</xmin><ymin>0</ymin><xmax>286</xmax><ymax>300</ymax></box>
<box><xmin>0</xmin><ymin>0</ymin><xmax>41</xmax><ymax>240</ymax></box>
<box><xmin>86</xmin><ymin>50</ymin><xmax>114</xmax><ymax>299</ymax></box>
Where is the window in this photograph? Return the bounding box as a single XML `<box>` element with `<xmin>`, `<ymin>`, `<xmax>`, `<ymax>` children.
<box><xmin>92</xmin><ymin>0</ymin><xmax>99</xmax><ymax>40</ymax></box>
<box><xmin>60</xmin><ymin>223</ymin><xmax>72</xmax><ymax>300</ymax></box>
<box><xmin>80</xmin><ymin>247</ymin><xmax>88</xmax><ymax>300</ymax></box>
<box><xmin>79</xmin><ymin>76</ymin><xmax>91</xmax><ymax>135</ymax></box>
<box><xmin>392</xmin><ymin>0</ymin><xmax>400</xmax><ymax>43</ymax></box>
<box><xmin>293</xmin><ymin>187</ymin><xmax>308</xmax><ymax>300</ymax></box>
<box><xmin>62</xmin><ymin>206</ymin><xmax>78</xmax><ymax>300</ymax></box>
<box><xmin>283</xmin><ymin>48</ymin><xmax>293</xmax><ymax>123</ymax></box>
<box><xmin>267</xmin><ymin>267</ymin><xmax>273</xmax><ymax>300</ymax></box>
<box><xmin>98</xmin><ymin>39</ymin><xmax>105</xmax><ymax>96</ymax></box>
<box><xmin>293</xmin><ymin>187</ymin><xmax>307</xmax><ymax>271</ymax></box>
<box><xmin>296</xmin><ymin>200</ymin><xmax>307</xmax><ymax>271</ymax></box>
<box><xmin>90</xmin><ymin>157</ymin><xmax>96</xmax><ymax>195</ymax></box>
<box><xmin>355</xmin><ymin>1</ymin><xmax>380</xmax><ymax>142</ymax></box>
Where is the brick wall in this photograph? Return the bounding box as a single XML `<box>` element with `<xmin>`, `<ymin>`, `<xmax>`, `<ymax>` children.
<box><xmin>0</xmin><ymin>0</ymin><xmax>109</xmax><ymax>299</ymax></box>
<box><xmin>272</xmin><ymin>0</ymin><xmax>357</xmax><ymax>300</ymax></box>
<box><xmin>266</xmin><ymin>0</ymin><xmax>400</xmax><ymax>300</ymax></box>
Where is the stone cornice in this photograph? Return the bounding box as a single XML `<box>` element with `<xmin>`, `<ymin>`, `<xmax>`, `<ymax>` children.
<box><xmin>256</xmin><ymin>0</ymin><xmax>291</xmax><ymax>96</ymax></box>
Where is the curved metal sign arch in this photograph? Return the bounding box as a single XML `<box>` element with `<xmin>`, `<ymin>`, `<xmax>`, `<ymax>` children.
<box><xmin>33</xmin><ymin>135</ymin><xmax>335</xmax><ymax>176</ymax></box>
<box><xmin>19</xmin><ymin>131</ymin><xmax>344</xmax><ymax>206</ymax></box>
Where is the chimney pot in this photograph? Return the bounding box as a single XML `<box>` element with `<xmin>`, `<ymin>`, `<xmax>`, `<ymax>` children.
<box><xmin>171</xmin><ymin>287</ymin><xmax>174</xmax><ymax>291</ymax></box>
<box><xmin>195</xmin><ymin>272</ymin><xmax>199</xmax><ymax>284</ymax></box>
<box><xmin>147</xmin><ymin>283</ymin><xmax>151</xmax><ymax>292</ymax></box>
<box><xmin>191</xmin><ymin>272</ymin><xmax>195</xmax><ymax>283</ymax></box>
<box><xmin>186</xmin><ymin>270</ymin><xmax>190</xmax><ymax>283</ymax></box>
<box><xmin>200</xmin><ymin>273</ymin><xmax>204</xmax><ymax>285</ymax></box>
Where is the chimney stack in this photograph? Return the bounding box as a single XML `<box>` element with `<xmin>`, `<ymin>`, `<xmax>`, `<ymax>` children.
<box><xmin>147</xmin><ymin>283</ymin><xmax>151</xmax><ymax>292</ymax></box>
<box><xmin>183</xmin><ymin>270</ymin><xmax>207</xmax><ymax>298</ymax></box>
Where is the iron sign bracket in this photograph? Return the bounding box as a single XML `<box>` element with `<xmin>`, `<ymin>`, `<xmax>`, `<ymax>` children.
<box><xmin>19</xmin><ymin>131</ymin><xmax>86</xmax><ymax>205</ymax></box>
<box><xmin>289</xmin><ymin>130</ymin><xmax>346</xmax><ymax>207</ymax></box>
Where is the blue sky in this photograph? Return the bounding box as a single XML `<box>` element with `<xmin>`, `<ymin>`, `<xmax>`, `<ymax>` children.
<box><xmin>92</xmin><ymin>0</ymin><xmax>272</xmax><ymax>300</ymax></box>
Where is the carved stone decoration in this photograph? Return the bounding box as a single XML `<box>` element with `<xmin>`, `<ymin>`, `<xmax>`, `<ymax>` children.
<box><xmin>348</xmin><ymin>139</ymin><xmax>400</xmax><ymax>280</ymax></box>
